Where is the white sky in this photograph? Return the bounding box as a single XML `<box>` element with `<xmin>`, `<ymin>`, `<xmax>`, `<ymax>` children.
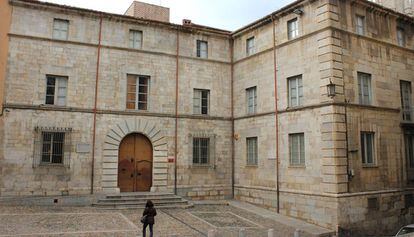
<box><xmin>40</xmin><ymin>0</ymin><xmax>296</xmax><ymax>31</ymax></box>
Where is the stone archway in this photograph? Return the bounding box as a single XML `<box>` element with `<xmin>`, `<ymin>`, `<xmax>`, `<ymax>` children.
<box><xmin>101</xmin><ymin>119</ymin><xmax>168</xmax><ymax>194</ymax></box>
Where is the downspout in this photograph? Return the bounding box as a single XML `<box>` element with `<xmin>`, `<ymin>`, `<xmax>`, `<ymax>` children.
<box><xmin>344</xmin><ymin>99</ymin><xmax>350</xmax><ymax>193</ymax></box>
<box><xmin>271</xmin><ymin>15</ymin><xmax>280</xmax><ymax>213</ymax></box>
<box><xmin>230</xmin><ymin>38</ymin><xmax>235</xmax><ymax>198</ymax></box>
<box><xmin>91</xmin><ymin>15</ymin><xmax>103</xmax><ymax>194</ymax></box>
<box><xmin>174</xmin><ymin>29</ymin><xmax>180</xmax><ymax>195</ymax></box>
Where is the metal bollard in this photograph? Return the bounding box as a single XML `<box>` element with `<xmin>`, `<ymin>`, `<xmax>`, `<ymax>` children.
<box><xmin>294</xmin><ymin>229</ymin><xmax>301</xmax><ymax>237</ymax></box>
<box><xmin>208</xmin><ymin>229</ymin><xmax>216</xmax><ymax>237</ymax></box>
<box><xmin>239</xmin><ymin>228</ymin><xmax>246</xmax><ymax>237</ymax></box>
<box><xmin>268</xmin><ymin>229</ymin><xmax>274</xmax><ymax>237</ymax></box>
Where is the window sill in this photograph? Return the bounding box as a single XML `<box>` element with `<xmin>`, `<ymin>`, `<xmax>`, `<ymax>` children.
<box><xmin>37</xmin><ymin>163</ymin><xmax>67</xmax><ymax>168</ymax></box>
<box><xmin>191</xmin><ymin>164</ymin><xmax>214</xmax><ymax>169</ymax></box>
<box><xmin>362</xmin><ymin>164</ymin><xmax>378</xmax><ymax>168</ymax></box>
<box><xmin>289</xmin><ymin>165</ymin><xmax>306</xmax><ymax>168</ymax></box>
<box><xmin>245</xmin><ymin>164</ymin><xmax>258</xmax><ymax>168</ymax></box>
<box><xmin>126</xmin><ymin>109</ymin><xmax>149</xmax><ymax>112</ymax></box>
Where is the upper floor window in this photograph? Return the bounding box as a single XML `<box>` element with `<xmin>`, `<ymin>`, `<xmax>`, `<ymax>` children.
<box><xmin>246</xmin><ymin>37</ymin><xmax>255</xmax><ymax>56</ymax></box>
<box><xmin>356</xmin><ymin>15</ymin><xmax>365</xmax><ymax>35</ymax></box>
<box><xmin>397</xmin><ymin>27</ymin><xmax>406</xmax><ymax>47</ymax></box>
<box><xmin>246</xmin><ymin>86</ymin><xmax>257</xmax><ymax>114</ymax></box>
<box><xmin>193</xmin><ymin>89</ymin><xmax>209</xmax><ymax>115</ymax></box>
<box><xmin>126</xmin><ymin>74</ymin><xmax>149</xmax><ymax>110</ymax></box>
<box><xmin>129</xmin><ymin>30</ymin><xmax>143</xmax><ymax>49</ymax></box>
<box><xmin>288</xmin><ymin>18</ymin><xmax>299</xmax><ymax>40</ymax></box>
<box><xmin>289</xmin><ymin>133</ymin><xmax>305</xmax><ymax>166</ymax></box>
<box><xmin>246</xmin><ymin>137</ymin><xmax>258</xmax><ymax>166</ymax></box>
<box><xmin>358</xmin><ymin>72</ymin><xmax>372</xmax><ymax>105</ymax></box>
<box><xmin>53</xmin><ymin>19</ymin><xmax>69</xmax><ymax>40</ymax></box>
<box><xmin>45</xmin><ymin>75</ymin><xmax>68</xmax><ymax>106</ymax></box>
<box><xmin>197</xmin><ymin>40</ymin><xmax>208</xmax><ymax>58</ymax></box>
<box><xmin>193</xmin><ymin>137</ymin><xmax>210</xmax><ymax>165</ymax></box>
<box><xmin>401</xmin><ymin>81</ymin><xmax>412</xmax><ymax>121</ymax></box>
<box><xmin>361</xmin><ymin>132</ymin><xmax>375</xmax><ymax>166</ymax></box>
<box><xmin>288</xmin><ymin>75</ymin><xmax>303</xmax><ymax>107</ymax></box>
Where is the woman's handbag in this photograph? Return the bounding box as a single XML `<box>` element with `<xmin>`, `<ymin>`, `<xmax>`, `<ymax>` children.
<box><xmin>140</xmin><ymin>215</ymin><xmax>147</xmax><ymax>224</ymax></box>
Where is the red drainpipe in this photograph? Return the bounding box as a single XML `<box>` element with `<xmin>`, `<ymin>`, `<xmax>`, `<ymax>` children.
<box><xmin>174</xmin><ymin>29</ymin><xmax>180</xmax><ymax>195</ymax></box>
<box><xmin>91</xmin><ymin>15</ymin><xmax>103</xmax><ymax>195</ymax></box>
<box><xmin>230</xmin><ymin>38</ymin><xmax>235</xmax><ymax>198</ymax></box>
<box><xmin>272</xmin><ymin>15</ymin><xmax>280</xmax><ymax>213</ymax></box>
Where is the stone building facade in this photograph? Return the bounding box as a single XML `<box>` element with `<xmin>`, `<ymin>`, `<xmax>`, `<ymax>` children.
<box><xmin>0</xmin><ymin>0</ymin><xmax>413</xmax><ymax>235</ymax></box>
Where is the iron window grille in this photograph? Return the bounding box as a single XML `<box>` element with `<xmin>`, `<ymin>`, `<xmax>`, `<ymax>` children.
<box><xmin>246</xmin><ymin>137</ymin><xmax>258</xmax><ymax>166</ymax></box>
<box><xmin>33</xmin><ymin>127</ymin><xmax>72</xmax><ymax>168</ymax></box>
<box><xmin>193</xmin><ymin>137</ymin><xmax>210</xmax><ymax>165</ymax></box>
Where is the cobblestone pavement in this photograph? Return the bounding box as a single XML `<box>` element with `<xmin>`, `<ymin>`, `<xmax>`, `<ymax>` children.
<box><xmin>0</xmin><ymin>204</ymin><xmax>330</xmax><ymax>237</ymax></box>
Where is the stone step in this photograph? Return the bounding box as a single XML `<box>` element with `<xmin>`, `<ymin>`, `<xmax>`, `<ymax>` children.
<box><xmin>105</xmin><ymin>192</ymin><xmax>173</xmax><ymax>199</ymax></box>
<box><xmin>94</xmin><ymin>199</ymin><xmax>189</xmax><ymax>206</ymax></box>
<box><xmin>102</xmin><ymin>196</ymin><xmax>182</xmax><ymax>202</ymax></box>
<box><xmin>98</xmin><ymin>203</ymin><xmax>194</xmax><ymax>210</ymax></box>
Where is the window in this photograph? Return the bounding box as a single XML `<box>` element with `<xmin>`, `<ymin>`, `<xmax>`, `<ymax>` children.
<box><xmin>288</xmin><ymin>75</ymin><xmax>303</xmax><ymax>107</ymax></box>
<box><xmin>53</xmin><ymin>19</ymin><xmax>69</xmax><ymax>40</ymax></box>
<box><xmin>193</xmin><ymin>138</ymin><xmax>209</xmax><ymax>165</ymax></box>
<box><xmin>41</xmin><ymin>132</ymin><xmax>65</xmax><ymax>164</ymax></box>
<box><xmin>126</xmin><ymin>74</ymin><xmax>149</xmax><ymax>110</ymax></box>
<box><xmin>367</xmin><ymin>197</ymin><xmax>379</xmax><ymax>210</ymax></box>
<box><xmin>246</xmin><ymin>87</ymin><xmax>257</xmax><ymax>114</ymax></box>
<box><xmin>289</xmin><ymin>133</ymin><xmax>305</xmax><ymax>166</ymax></box>
<box><xmin>197</xmin><ymin>40</ymin><xmax>208</xmax><ymax>58</ymax></box>
<box><xmin>406</xmin><ymin>135</ymin><xmax>414</xmax><ymax>168</ymax></box>
<box><xmin>356</xmin><ymin>15</ymin><xmax>365</xmax><ymax>35</ymax></box>
<box><xmin>397</xmin><ymin>27</ymin><xmax>406</xmax><ymax>47</ymax></box>
<box><xmin>361</xmin><ymin>132</ymin><xmax>375</xmax><ymax>166</ymax></box>
<box><xmin>246</xmin><ymin>137</ymin><xmax>258</xmax><ymax>166</ymax></box>
<box><xmin>45</xmin><ymin>76</ymin><xmax>68</xmax><ymax>106</ymax></box>
<box><xmin>246</xmin><ymin>37</ymin><xmax>255</xmax><ymax>56</ymax></box>
<box><xmin>401</xmin><ymin>81</ymin><xmax>412</xmax><ymax>121</ymax></box>
<box><xmin>288</xmin><ymin>18</ymin><xmax>299</xmax><ymax>40</ymax></box>
<box><xmin>358</xmin><ymin>72</ymin><xmax>372</xmax><ymax>105</ymax></box>
<box><xmin>129</xmin><ymin>30</ymin><xmax>143</xmax><ymax>49</ymax></box>
<box><xmin>193</xmin><ymin>89</ymin><xmax>209</xmax><ymax>115</ymax></box>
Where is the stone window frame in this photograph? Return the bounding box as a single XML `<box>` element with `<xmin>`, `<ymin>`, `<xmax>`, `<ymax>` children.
<box><xmin>33</xmin><ymin>127</ymin><xmax>72</xmax><ymax>168</ymax></box>
<box><xmin>287</xmin><ymin>75</ymin><xmax>303</xmax><ymax>108</ymax></box>
<box><xmin>289</xmin><ymin>133</ymin><xmax>305</xmax><ymax>167</ymax></box>
<box><xmin>246</xmin><ymin>36</ymin><xmax>255</xmax><ymax>56</ymax></box>
<box><xmin>287</xmin><ymin>17</ymin><xmax>299</xmax><ymax>40</ymax></box>
<box><xmin>397</xmin><ymin>26</ymin><xmax>406</xmax><ymax>47</ymax></box>
<box><xmin>52</xmin><ymin>18</ymin><xmax>69</xmax><ymax>40</ymax></box>
<box><xmin>400</xmin><ymin>80</ymin><xmax>412</xmax><ymax>121</ymax></box>
<box><xmin>357</xmin><ymin>72</ymin><xmax>372</xmax><ymax>106</ymax></box>
<box><xmin>355</xmin><ymin>15</ymin><xmax>366</xmax><ymax>36</ymax></box>
<box><xmin>129</xmin><ymin>29</ymin><xmax>143</xmax><ymax>49</ymax></box>
<box><xmin>196</xmin><ymin>40</ymin><xmax>208</xmax><ymax>59</ymax></box>
<box><xmin>360</xmin><ymin>131</ymin><xmax>376</xmax><ymax>167</ymax></box>
<box><xmin>45</xmin><ymin>75</ymin><xmax>68</xmax><ymax>107</ymax></box>
<box><xmin>246</xmin><ymin>137</ymin><xmax>258</xmax><ymax>166</ymax></box>
<box><xmin>246</xmin><ymin>86</ymin><xmax>257</xmax><ymax>115</ymax></box>
<box><xmin>126</xmin><ymin>74</ymin><xmax>151</xmax><ymax>111</ymax></box>
<box><xmin>188</xmin><ymin>132</ymin><xmax>216</xmax><ymax>169</ymax></box>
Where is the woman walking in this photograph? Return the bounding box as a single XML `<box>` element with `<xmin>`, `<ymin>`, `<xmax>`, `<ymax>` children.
<box><xmin>141</xmin><ymin>200</ymin><xmax>157</xmax><ymax>237</ymax></box>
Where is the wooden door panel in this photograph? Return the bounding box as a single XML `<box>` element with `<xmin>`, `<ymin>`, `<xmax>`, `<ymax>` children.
<box><xmin>118</xmin><ymin>133</ymin><xmax>152</xmax><ymax>192</ymax></box>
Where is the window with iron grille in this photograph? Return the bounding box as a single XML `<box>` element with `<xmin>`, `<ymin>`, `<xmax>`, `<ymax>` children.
<box><xmin>193</xmin><ymin>89</ymin><xmax>209</xmax><ymax>115</ymax></box>
<box><xmin>197</xmin><ymin>40</ymin><xmax>208</xmax><ymax>58</ymax></box>
<box><xmin>358</xmin><ymin>72</ymin><xmax>372</xmax><ymax>105</ymax></box>
<box><xmin>246</xmin><ymin>87</ymin><xmax>257</xmax><ymax>115</ymax></box>
<box><xmin>246</xmin><ymin>137</ymin><xmax>258</xmax><ymax>166</ymax></box>
<box><xmin>288</xmin><ymin>75</ymin><xmax>303</xmax><ymax>107</ymax></box>
<box><xmin>288</xmin><ymin>18</ymin><xmax>299</xmax><ymax>40</ymax></box>
<box><xmin>397</xmin><ymin>27</ymin><xmax>406</xmax><ymax>47</ymax></box>
<box><xmin>129</xmin><ymin>30</ymin><xmax>143</xmax><ymax>49</ymax></box>
<box><xmin>33</xmin><ymin>127</ymin><xmax>72</xmax><ymax>168</ymax></box>
<box><xmin>45</xmin><ymin>75</ymin><xmax>68</xmax><ymax>106</ymax></box>
<box><xmin>53</xmin><ymin>19</ymin><xmax>69</xmax><ymax>40</ymax></box>
<box><xmin>361</xmin><ymin>132</ymin><xmax>375</xmax><ymax>166</ymax></box>
<box><xmin>401</xmin><ymin>81</ymin><xmax>412</xmax><ymax>121</ymax></box>
<box><xmin>289</xmin><ymin>133</ymin><xmax>305</xmax><ymax>166</ymax></box>
<box><xmin>126</xmin><ymin>74</ymin><xmax>150</xmax><ymax>110</ymax></box>
<box><xmin>193</xmin><ymin>138</ymin><xmax>210</xmax><ymax>165</ymax></box>
<box><xmin>356</xmin><ymin>15</ymin><xmax>365</xmax><ymax>35</ymax></box>
<box><xmin>246</xmin><ymin>37</ymin><xmax>255</xmax><ymax>56</ymax></box>
<box><xmin>367</xmin><ymin>197</ymin><xmax>379</xmax><ymax>210</ymax></box>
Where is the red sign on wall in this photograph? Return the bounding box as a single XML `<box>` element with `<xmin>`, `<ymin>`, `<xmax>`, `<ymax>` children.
<box><xmin>168</xmin><ymin>157</ymin><xmax>175</xmax><ymax>163</ymax></box>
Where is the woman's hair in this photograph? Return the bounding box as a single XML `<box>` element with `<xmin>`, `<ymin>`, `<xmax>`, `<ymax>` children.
<box><xmin>146</xmin><ymin>200</ymin><xmax>154</xmax><ymax>208</ymax></box>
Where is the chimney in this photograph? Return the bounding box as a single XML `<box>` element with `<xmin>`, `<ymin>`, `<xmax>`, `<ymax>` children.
<box><xmin>125</xmin><ymin>1</ymin><xmax>170</xmax><ymax>23</ymax></box>
<box><xmin>182</xmin><ymin>19</ymin><xmax>192</xmax><ymax>26</ymax></box>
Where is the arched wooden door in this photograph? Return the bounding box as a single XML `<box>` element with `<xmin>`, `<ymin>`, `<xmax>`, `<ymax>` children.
<box><xmin>118</xmin><ymin>133</ymin><xmax>153</xmax><ymax>192</ymax></box>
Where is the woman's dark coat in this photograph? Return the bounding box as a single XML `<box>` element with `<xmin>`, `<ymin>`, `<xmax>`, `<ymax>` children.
<box><xmin>143</xmin><ymin>206</ymin><xmax>157</xmax><ymax>225</ymax></box>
